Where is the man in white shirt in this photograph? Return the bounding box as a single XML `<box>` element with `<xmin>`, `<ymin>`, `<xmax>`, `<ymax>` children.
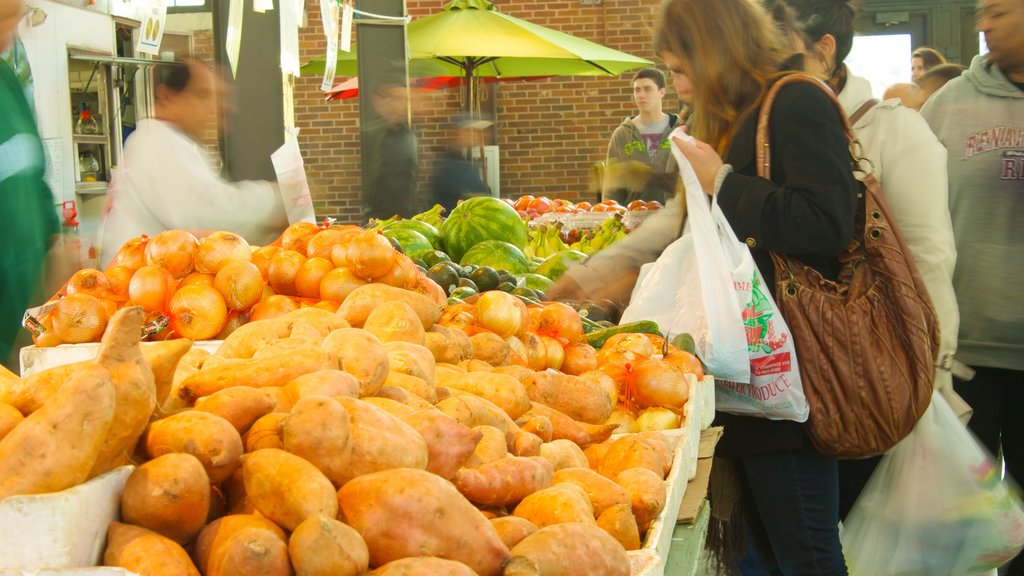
<box><xmin>99</xmin><ymin>61</ymin><xmax>294</xmax><ymax>266</ymax></box>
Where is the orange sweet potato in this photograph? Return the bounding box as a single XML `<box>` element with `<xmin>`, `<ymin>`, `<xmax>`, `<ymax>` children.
<box><xmin>470</xmin><ymin>332</ymin><xmax>511</xmax><ymax>366</ymax></box>
<box><xmin>243</xmin><ymin>448</ymin><xmax>338</xmax><ymax>531</ymax></box>
<box><xmin>282</xmin><ymin>396</ymin><xmax>351</xmax><ymax>486</ymax></box>
<box><xmin>638</xmin><ymin>431</ymin><xmax>674</xmax><ymax>476</ymax></box>
<box><xmin>454</xmin><ymin>456</ymin><xmax>554</xmax><ymax>507</ymax></box>
<box><xmin>334</xmin><ymin>398</ymin><xmax>429</xmax><ymax>484</ymax></box>
<box><xmin>194</xmin><ymin>386</ymin><xmax>277</xmax><ymax>434</ymax></box>
<box><xmin>321</xmin><ymin>328</ymin><xmax>389</xmax><ymax>396</ymax></box>
<box><xmin>513</xmin><ymin>483</ymin><xmax>595</xmax><ymax>528</ymax></box>
<box><xmin>436</xmin><ymin>394</ymin><xmax>540</xmax><ymax>457</ymax></box>
<box><xmin>145</xmin><ymin>411</ymin><xmax>243</xmax><ymax>485</ymax></box>
<box><xmin>539</xmin><ymin>439</ymin><xmax>589</xmax><ymax>471</ymax></box>
<box><xmin>363</xmin><ymin>397</ymin><xmax>416</xmax><ymax>418</ymax></box>
<box><xmin>508</xmin><ymin>523</ymin><xmax>630</xmax><ymax>576</ymax></box>
<box><xmin>382</xmin><ymin>372</ymin><xmax>436</xmax><ymax>403</ymax></box>
<box><xmin>285</xmin><ymin>370</ymin><xmax>361</xmax><ymax>405</ymax></box>
<box><xmin>337</xmin><ymin>468</ymin><xmax>510</xmax><ymax>576</ymax></box>
<box><xmin>91</xmin><ymin>306</ymin><xmax>158</xmax><ymax>477</ymax></box>
<box><xmin>439</xmin><ymin>371</ymin><xmax>531</xmax><ymax>420</ymax></box>
<box><xmin>338</xmin><ymin>284</ymin><xmax>442</xmax><ymax>329</ymax></box>
<box><xmin>616</xmin><ymin>467</ymin><xmax>667</xmax><ymax>531</ymax></box>
<box><xmin>489</xmin><ymin>516</ymin><xmax>538</xmax><ymax>550</ymax></box>
<box><xmin>364</xmin><ymin>301</ymin><xmax>426</xmax><ymax>345</ymax></box>
<box><xmin>517</xmin><ymin>414</ymin><xmax>552</xmax><ymax>443</ymax></box>
<box><xmin>0</xmin><ymin>363</ymin><xmax>114</xmax><ymax>499</ymax></box>
<box><xmin>374</xmin><ymin>384</ymin><xmax>435</xmax><ymax>410</ymax></box>
<box><xmin>466</xmin><ymin>425</ymin><xmax>508</xmax><ymax>468</ymax></box>
<box><xmin>215</xmin><ymin>317</ymin><xmax>306</xmax><ymax>359</ymax></box>
<box><xmin>424</xmin><ymin>325</ymin><xmax>470</xmax><ymax>365</ymax></box>
<box><xmin>244</xmin><ymin>412</ymin><xmax>287</xmax><ymax>452</ymax></box>
<box><xmin>289</xmin><ymin>515</ymin><xmax>369</xmax><ymax>576</ymax></box>
<box><xmin>597</xmin><ymin>503</ymin><xmax>641</xmax><ymax>551</ymax></box>
<box><xmin>121</xmin><ymin>453</ymin><xmax>211</xmax><ymax>545</ymax></box>
<box><xmin>492</xmin><ymin>364</ymin><xmax>533</xmax><ymax>381</ymax></box>
<box><xmin>144</xmin><ymin>339</ymin><xmax>194</xmax><ymax>407</ymax></box>
<box><xmin>522</xmin><ymin>371</ymin><xmax>613</xmax><ymax>425</ymax></box>
<box><xmin>369</xmin><ymin>558</ymin><xmax>478</xmax><ymax>576</ymax></box>
<box><xmin>584</xmin><ymin>442</ymin><xmax>611</xmax><ymax>470</ymax></box>
<box><xmin>195</xmin><ymin>514</ymin><xmax>290</xmax><ymax>576</ymax></box>
<box><xmin>179</xmin><ymin>346</ymin><xmax>334</xmax><ymax>401</ymax></box>
<box><xmin>225</xmin><ymin>468</ymin><xmax>256</xmax><ymax>515</ymax></box>
<box><xmin>104</xmin><ymin>522</ymin><xmax>199</xmax><ymax>576</ymax></box>
<box><xmin>282</xmin><ymin>306</ymin><xmax>350</xmax><ymax>335</ymax></box>
<box><xmin>0</xmin><ymin>402</ymin><xmax>23</xmax><ymax>442</ymax></box>
<box><xmin>597</xmin><ymin>435</ymin><xmax>667</xmax><ymax>480</ymax></box>
<box><xmin>385</xmin><ymin>342</ymin><xmax>436</xmax><ymax>386</ymax></box>
<box><xmin>401</xmin><ymin>410</ymin><xmax>482</xmax><ymax>479</ymax></box>
<box><xmin>163</xmin><ymin>347</ymin><xmax>210</xmax><ymax>414</ymax></box>
<box><xmin>551</xmin><ymin>467</ymin><xmax>630</xmax><ymax>517</ymax></box>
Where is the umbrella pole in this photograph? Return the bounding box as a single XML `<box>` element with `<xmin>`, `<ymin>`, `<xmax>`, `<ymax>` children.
<box><xmin>466</xmin><ymin>60</ymin><xmax>489</xmax><ymax>195</ymax></box>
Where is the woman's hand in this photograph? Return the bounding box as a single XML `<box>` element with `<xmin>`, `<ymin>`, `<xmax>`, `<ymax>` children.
<box><xmin>674</xmin><ymin>136</ymin><xmax>723</xmax><ymax>196</ymax></box>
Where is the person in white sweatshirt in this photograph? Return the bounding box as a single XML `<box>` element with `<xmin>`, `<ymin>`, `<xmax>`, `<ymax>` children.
<box><xmin>99</xmin><ymin>61</ymin><xmax>296</xmax><ymax>266</ymax></box>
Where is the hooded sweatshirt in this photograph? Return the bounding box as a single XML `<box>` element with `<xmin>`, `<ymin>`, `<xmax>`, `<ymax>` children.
<box><xmin>603</xmin><ymin>113</ymin><xmax>679</xmax><ymax>204</ymax></box>
<box><xmin>839</xmin><ymin>71</ymin><xmax>959</xmax><ymax>390</ymax></box>
<box><xmin>921</xmin><ymin>54</ymin><xmax>1024</xmax><ymax>371</ymax></box>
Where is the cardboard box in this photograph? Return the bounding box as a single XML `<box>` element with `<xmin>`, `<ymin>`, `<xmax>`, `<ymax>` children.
<box><xmin>677</xmin><ymin>427</ymin><xmax>723</xmax><ymax>525</ymax></box>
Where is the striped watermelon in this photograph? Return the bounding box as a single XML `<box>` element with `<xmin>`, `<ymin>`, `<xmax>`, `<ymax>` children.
<box><xmin>460</xmin><ymin>240</ymin><xmax>531</xmax><ymax>275</ymax></box>
<box><xmin>440</xmin><ymin>197</ymin><xmax>528</xmax><ymax>263</ymax></box>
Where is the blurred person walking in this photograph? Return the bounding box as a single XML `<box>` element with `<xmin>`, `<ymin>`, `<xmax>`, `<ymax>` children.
<box><xmin>430</xmin><ymin>113</ymin><xmax>490</xmax><ymax>213</ymax></box>
<box><xmin>921</xmin><ymin>1</ymin><xmax>1024</xmax><ymax>572</ymax></box>
<box><xmin>363</xmin><ymin>84</ymin><xmax>419</xmax><ymax>221</ymax></box>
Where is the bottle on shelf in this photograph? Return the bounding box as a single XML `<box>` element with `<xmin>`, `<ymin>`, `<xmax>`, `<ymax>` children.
<box><xmin>79</xmin><ymin>150</ymin><xmax>100</xmax><ymax>182</ymax></box>
<box><xmin>75</xmin><ymin>103</ymin><xmax>99</xmax><ymax>135</ymax></box>
<box><xmin>61</xmin><ymin>200</ymin><xmax>84</xmax><ymax>270</ymax></box>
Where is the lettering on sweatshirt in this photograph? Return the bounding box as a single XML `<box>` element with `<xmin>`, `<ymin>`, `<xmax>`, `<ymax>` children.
<box><xmin>962</xmin><ymin>126</ymin><xmax>1024</xmax><ymax>181</ymax></box>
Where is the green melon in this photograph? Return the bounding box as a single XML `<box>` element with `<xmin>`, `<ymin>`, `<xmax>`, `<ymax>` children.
<box><xmin>534</xmin><ymin>250</ymin><xmax>588</xmax><ymax>281</ymax></box>
<box><xmin>459</xmin><ymin>240</ymin><xmax>531</xmax><ymax>275</ymax></box>
<box><xmin>514</xmin><ymin>273</ymin><xmax>554</xmax><ymax>292</ymax></box>
<box><xmin>382</xmin><ymin>229</ymin><xmax>433</xmax><ymax>260</ymax></box>
<box><xmin>440</xmin><ymin>196</ymin><xmax>528</xmax><ymax>263</ymax></box>
<box><xmin>382</xmin><ymin>220</ymin><xmax>444</xmax><ymax>250</ymax></box>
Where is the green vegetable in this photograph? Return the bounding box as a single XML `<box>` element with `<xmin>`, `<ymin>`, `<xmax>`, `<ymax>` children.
<box><xmin>584</xmin><ymin>321</ymin><xmax>661</xmax><ymax>348</ymax></box>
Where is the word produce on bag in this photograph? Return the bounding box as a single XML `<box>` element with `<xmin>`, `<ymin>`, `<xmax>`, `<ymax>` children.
<box><xmin>841</xmin><ymin>390</ymin><xmax>1024</xmax><ymax>576</ymax></box>
<box><xmin>621</xmin><ymin>129</ymin><xmax>808</xmax><ymax>422</ymax></box>
<box><xmin>757</xmin><ymin>74</ymin><xmax>939</xmax><ymax>458</ymax></box>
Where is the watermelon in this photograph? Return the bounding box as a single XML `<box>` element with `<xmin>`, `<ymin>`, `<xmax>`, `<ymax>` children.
<box><xmin>459</xmin><ymin>240</ymin><xmax>531</xmax><ymax>275</ymax></box>
<box><xmin>534</xmin><ymin>250</ymin><xmax>588</xmax><ymax>281</ymax></box>
<box><xmin>382</xmin><ymin>229</ymin><xmax>434</xmax><ymax>260</ymax></box>
<box><xmin>514</xmin><ymin>273</ymin><xmax>554</xmax><ymax>292</ymax></box>
<box><xmin>382</xmin><ymin>220</ymin><xmax>444</xmax><ymax>250</ymax></box>
<box><xmin>440</xmin><ymin>197</ymin><xmax>528</xmax><ymax>263</ymax></box>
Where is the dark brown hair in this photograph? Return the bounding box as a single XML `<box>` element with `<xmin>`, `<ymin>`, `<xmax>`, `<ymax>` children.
<box><xmin>912</xmin><ymin>47</ymin><xmax>947</xmax><ymax>69</ymax></box>
<box><xmin>633</xmin><ymin>67</ymin><xmax>667</xmax><ymax>90</ymax></box>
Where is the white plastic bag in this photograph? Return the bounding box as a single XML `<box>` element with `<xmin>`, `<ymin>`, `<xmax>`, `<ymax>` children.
<box><xmin>271</xmin><ymin>128</ymin><xmax>317</xmax><ymax>225</ymax></box>
<box><xmin>621</xmin><ymin>128</ymin><xmax>807</xmax><ymax>421</ymax></box>
<box><xmin>842</xmin><ymin>391</ymin><xmax>1024</xmax><ymax>576</ymax></box>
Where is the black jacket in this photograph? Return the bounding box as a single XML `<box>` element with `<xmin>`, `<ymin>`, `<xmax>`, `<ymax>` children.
<box><xmin>713</xmin><ymin>80</ymin><xmax>859</xmax><ymax>457</ymax></box>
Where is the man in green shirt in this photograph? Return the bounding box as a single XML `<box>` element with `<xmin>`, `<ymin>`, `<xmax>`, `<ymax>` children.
<box><xmin>0</xmin><ymin>0</ymin><xmax>59</xmax><ymax>367</ymax></box>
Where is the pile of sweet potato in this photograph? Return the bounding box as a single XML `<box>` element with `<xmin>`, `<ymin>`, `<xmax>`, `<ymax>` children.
<box><xmin>0</xmin><ymin>286</ymin><xmax>679</xmax><ymax>576</ymax></box>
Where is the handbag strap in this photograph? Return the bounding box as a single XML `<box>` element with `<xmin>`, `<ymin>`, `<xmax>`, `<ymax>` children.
<box><xmin>848</xmin><ymin>98</ymin><xmax>880</xmax><ymax>125</ymax></box>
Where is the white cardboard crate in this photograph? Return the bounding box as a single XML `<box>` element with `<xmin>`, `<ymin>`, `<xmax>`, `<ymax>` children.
<box><xmin>0</xmin><ymin>570</ymin><xmax>139</xmax><ymax>575</ymax></box>
<box><xmin>0</xmin><ymin>467</ymin><xmax>134</xmax><ymax>571</ymax></box>
<box><xmin>19</xmin><ymin>341</ymin><xmax>223</xmax><ymax>377</ymax></box>
<box><xmin>627</xmin><ymin>432</ymin><xmax>691</xmax><ymax>576</ymax></box>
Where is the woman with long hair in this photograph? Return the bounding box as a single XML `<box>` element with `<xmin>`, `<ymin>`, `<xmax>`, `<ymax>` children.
<box><xmin>656</xmin><ymin>0</ymin><xmax>857</xmax><ymax>573</ymax></box>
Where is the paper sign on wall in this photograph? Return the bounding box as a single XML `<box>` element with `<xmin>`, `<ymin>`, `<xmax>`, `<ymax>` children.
<box><xmin>320</xmin><ymin>0</ymin><xmax>340</xmax><ymax>92</ymax></box>
<box><xmin>135</xmin><ymin>0</ymin><xmax>168</xmax><ymax>56</ymax></box>
<box><xmin>340</xmin><ymin>3</ymin><xmax>353</xmax><ymax>52</ymax></box>
<box><xmin>279</xmin><ymin>0</ymin><xmax>300</xmax><ymax>76</ymax></box>
<box><xmin>225</xmin><ymin>0</ymin><xmax>244</xmax><ymax>78</ymax></box>
<box><xmin>271</xmin><ymin>128</ymin><xmax>316</xmax><ymax>225</ymax></box>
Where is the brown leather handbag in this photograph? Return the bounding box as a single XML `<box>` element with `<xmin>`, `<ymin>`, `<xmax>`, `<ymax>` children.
<box><xmin>756</xmin><ymin>74</ymin><xmax>939</xmax><ymax>458</ymax></box>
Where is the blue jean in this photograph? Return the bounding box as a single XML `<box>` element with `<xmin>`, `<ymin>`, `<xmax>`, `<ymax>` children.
<box><xmin>737</xmin><ymin>449</ymin><xmax>849</xmax><ymax>576</ymax></box>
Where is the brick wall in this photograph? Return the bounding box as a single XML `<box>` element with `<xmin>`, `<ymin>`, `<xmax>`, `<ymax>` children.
<box><xmin>295</xmin><ymin>0</ymin><xmax>676</xmax><ymax>225</ymax></box>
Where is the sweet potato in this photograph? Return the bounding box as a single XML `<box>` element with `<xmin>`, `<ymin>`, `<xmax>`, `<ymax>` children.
<box><xmin>374</xmin><ymin>384</ymin><xmax>435</xmax><ymax>410</ymax></box>
<box><xmin>334</xmin><ymin>398</ymin><xmax>429</xmax><ymax>484</ymax></box>
<box><xmin>337</xmin><ymin>468</ymin><xmax>510</xmax><ymax>575</ymax></box>
<box><xmin>364</xmin><ymin>301</ymin><xmax>426</xmax><ymax>345</ymax></box>
<box><xmin>385</xmin><ymin>342</ymin><xmax>435</xmax><ymax>386</ymax></box>
<box><xmin>492</xmin><ymin>364</ymin><xmax>533</xmax><ymax>382</ymax></box>
<box><xmin>401</xmin><ymin>410</ymin><xmax>481</xmax><ymax>479</ymax></box>
<box><xmin>91</xmin><ymin>306</ymin><xmax>157</xmax><ymax>477</ymax></box>
<box><xmin>0</xmin><ymin>402</ymin><xmax>22</xmax><ymax>442</ymax></box>
<box><xmin>525</xmin><ymin>403</ymin><xmax>617</xmax><ymax>446</ymax></box>
<box><xmin>243</xmin><ymin>448</ymin><xmax>338</xmax><ymax>531</ymax></box>
<box><xmin>454</xmin><ymin>456</ymin><xmax>553</xmax><ymax>507</ymax></box>
<box><xmin>539</xmin><ymin>439</ymin><xmax>589</xmax><ymax>471</ymax></box>
<box><xmin>104</xmin><ymin>522</ymin><xmax>199</xmax><ymax>576</ymax></box>
<box><xmin>244</xmin><ymin>412</ymin><xmax>287</xmax><ymax>452</ymax></box>
<box><xmin>163</xmin><ymin>347</ymin><xmax>210</xmax><ymax>413</ymax></box>
<box><xmin>289</xmin><ymin>515</ymin><xmax>369</xmax><ymax>576</ymax></box>
<box><xmin>363</xmin><ymin>396</ymin><xmax>416</xmax><ymax>418</ymax></box>
<box><xmin>369</xmin><ymin>558</ymin><xmax>478</xmax><ymax>576</ymax></box>
<box><xmin>225</xmin><ymin>468</ymin><xmax>256</xmax><ymax>514</ymax></box>
<box><xmin>424</xmin><ymin>326</ymin><xmax>467</xmax><ymax>365</ymax></box>
<box><xmin>0</xmin><ymin>364</ymin><xmax>114</xmax><ymax>499</ymax></box>
<box><xmin>597</xmin><ymin>435</ymin><xmax>667</xmax><ymax>480</ymax></box>
<box><xmin>466</xmin><ymin>425</ymin><xmax>508</xmax><ymax>468</ymax></box>
<box><xmin>283</xmin><ymin>306</ymin><xmax>350</xmax><ymax>335</ymax></box>
<box><xmin>510</xmin><ymin>427</ymin><xmax>543</xmax><ymax>458</ymax></box>
<box><xmin>285</xmin><ymin>370</ymin><xmax>360</xmax><ymax>404</ymax></box>
<box><xmin>489</xmin><ymin>516</ymin><xmax>538</xmax><ymax>550</ymax></box>
<box><xmin>194</xmin><ymin>386</ymin><xmax>277</xmax><ymax>434</ymax></box>
<box><xmin>616</xmin><ymin>467</ymin><xmax>667</xmax><ymax>531</ymax></box>
<box><xmin>638</xmin><ymin>431</ymin><xmax>674</xmax><ymax>476</ymax></box>
<box><xmin>142</xmin><ymin>339</ymin><xmax>194</xmax><ymax>406</ymax></box>
<box><xmin>145</xmin><ymin>411</ymin><xmax>243</xmax><ymax>484</ymax></box>
<box><xmin>264</xmin><ymin>386</ymin><xmax>293</xmax><ymax>413</ymax></box>
<box><xmin>551</xmin><ymin>467</ymin><xmax>630</xmax><ymax>517</ymax></box>
<box><xmin>439</xmin><ymin>372</ymin><xmax>531</xmax><ymax>420</ymax></box>
<box><xmin>437</xmin><ymin>394</ymin><xmax>510</xmax><ymax>433</ymax></box>
<box><xmin>282</xmin><ymin>396</ymin><xmax>351</xmax><ymax>486</ymax></box>
<box><xmin>462</xmin><ymin>359</ymin><xmax>495</xmax><ymax>372</ymax></box>
<box><xmin>382</xmin><ymin>372</ymin><xmax>435</xmax><ymax>403</ymax></box>
<box><xmin>470</xmin><ymin>332</ymin><xmax>511</xmax><ymax>366</ymax></box>
<box><xmin>180</xmin><ymin>346</ymin><xmax>334</xmax><ymax>401</ymax></box>
<box><xmin>215</xmin><ymin>317</ymin><xmax>305</xmax><ymax>359</ymax></box>
<box><xmin>121</xmin><ymin>453</ymin><xmax>211</xmax><ymax>545</ymax></box>
<box><xmin>208</xmin><ymin>485</ymin><xmax>228</xmax><ymax>523</ymax></box>
<box><xmin>518</xmin><ymin>414</ymin><xmax>552</xmax><ymax>443</ymax></box>
<box><xmin>584</xmin><ymin>442</ymin><xmax>611</xmax><ymax>470</ymax></box>
<box><xmin>513</xmin><ymin>483</ymin><xmax>595</xmax><ymax>528</ymax></box>
<box><xmin>508</xmin><ymin>523</ymin><xmax>630</xmax><ymax>576</ymax></box>
<box><xmin>338</xmin><ymin>284</ymin><xmax>442</xmax><ymax>329</ymax></box>
<box><xmin>597</xmin><ymin>503</ymin><xmax>641</xmax><ymax>551</ymax></box>
<box><xmin>322</xmin><ymin>328</ymin><xmax>389</xmax><ymax>396</ymax></box>
<box><xmin>196</xmin><ymin>514</ymin><xmax>290</xmax><ymax>576</ymax></box>
<box><xmin>522</xmin><ymin>371</ymin><xmax>613</xmax><ymax>425</ymax></box>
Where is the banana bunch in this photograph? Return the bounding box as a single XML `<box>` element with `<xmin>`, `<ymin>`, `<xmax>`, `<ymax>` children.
<box><xmin>526</xmin><ymin>222</ymin><xmax>571</xmax><ymax>259</ymax></box>
<box><xmin>570</xmin><ymin>213</ymin><xmax>627</xmax><ymax>254</ymax></box>
<box><xmin>367</xmin><ymin>215</ymin><xmax>399</xmax><ymax>231</ymax></box>
<box><xmin>412</xmin><ymin>204</ymin><xmax>446</xmax><ymax>228</ymax></box>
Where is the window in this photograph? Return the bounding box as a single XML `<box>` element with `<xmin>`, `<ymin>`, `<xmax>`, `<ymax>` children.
<box><xmin>845</xmin><ymin>34</ymin><xmax>912</xmax><ymax>99</ymax></box>
<box><xmin>980</xmin><ymin>32</ymin><xmax>989</xmax><ymax>55</ymax></box>
<box><xmin>167</xmin><ymin>0</ymin><xmax>208</xmax><ymax>13</ymax></box>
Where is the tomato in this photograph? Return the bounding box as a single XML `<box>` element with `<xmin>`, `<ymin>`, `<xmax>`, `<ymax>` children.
<box><xmin>576</xmin><ymin>201</ymin><xmax>593</xmax><ymax>212</ymax></box>
<box><xmin>528</xmin><ymin>196</ymin><xmax>553</xmax><ymax>215</ymax></box>
<box><xmin>627</xmin><ymin>200</ymin><xmax>647</xmax><ymax>211</ymax></box>
<box><xmin>514</xmin><ymin>195</ymin><xmax>535</xmax><ymax>212</ymax></box>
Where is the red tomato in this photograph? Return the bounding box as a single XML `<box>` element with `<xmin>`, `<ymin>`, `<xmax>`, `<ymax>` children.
<box><xmin>528</xmin><ymin>197</ymin><xmax>553</xmax><ymax>215</ymax></box>
<box><xmin>627</xmin><ymin>200</ymin><xmax>646</xmax><ymax>211</ymax></box>
<box><xmin>576</xmin><ymin>201</ymin><xmax>593</xmax><ymax>212</ymax></box>
<box><xmin>514</xmin><ymin>195</ymin><xmax>535</xmax><ymax>212</ymax></box>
